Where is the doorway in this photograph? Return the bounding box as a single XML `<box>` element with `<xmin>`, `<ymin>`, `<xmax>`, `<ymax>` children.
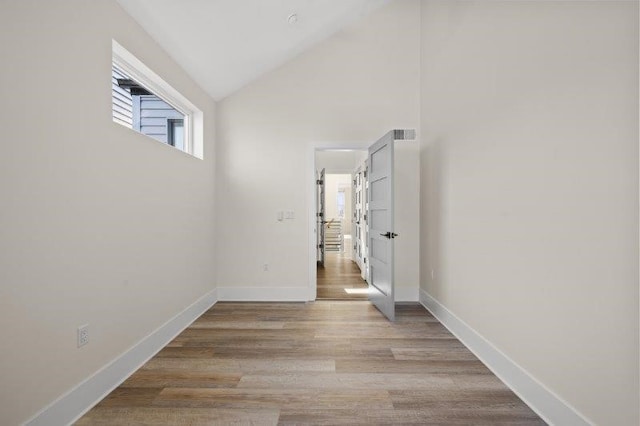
<box><xmin>315</xmin><ymin>151</ymin><xmax>369</xmax><ymax>300</ymax></box>
<box><xmin>309</xmin><ymin>130</ymin><xmax>414</xmax><ymax>320</ymax></box>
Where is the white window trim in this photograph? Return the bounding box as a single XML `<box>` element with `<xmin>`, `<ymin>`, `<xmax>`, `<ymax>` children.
<box><xmin>112</xmin><ymin>40</ymin><xmax>204</xmax><ymax>159</ymax></box>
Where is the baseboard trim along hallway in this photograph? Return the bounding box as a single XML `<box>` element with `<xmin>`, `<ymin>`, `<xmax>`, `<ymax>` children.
<box><xmin>419</xmin><ymin>288</ymin><xmax>592</xmax><ymax>426</ymax></box>
<box><xmin>26</xmin><ymin>288</ymin><xmax>218</xmax><ymax>426</ymax></box>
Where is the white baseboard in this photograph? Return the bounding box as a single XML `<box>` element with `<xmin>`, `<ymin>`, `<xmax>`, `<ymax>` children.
<box><xmin>419</xmin><ymin>288</ymin><xmax>592</xmax><ymax>426</ymax></box>
<box><xmin>26</xmin><ymin>288</ymin><xmax>218</xmax><ymax>426</ymax></box>
<box><xmin>218</xmin><ymin>286</ymin><xmax>309</xmax><ymax>302</ymax></box>
<box><xmin>395</xmin><ymin>285</ymin><xmax>419</xmax><ymax>302</ymax></box>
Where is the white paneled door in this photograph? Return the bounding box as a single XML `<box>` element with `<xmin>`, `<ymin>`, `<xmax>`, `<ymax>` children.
<box><xmin>367</xmin><ymin>132</ymin><xmax>396</xmax><ymax>321</ymax></box>
<box><xmin>317</xmin><ymin>168</ymin><xmax>326</xmax><ymax>267</ymax></box>
<box><xmin>353</xmin><ymin>168</ymin><xmax>363</xmax><ymax>274</ymax></box>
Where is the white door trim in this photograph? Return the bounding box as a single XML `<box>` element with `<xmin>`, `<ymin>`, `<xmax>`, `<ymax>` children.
<box><xmin>307</xmin><ymin>142</ymin><xmax>370</xmax><ymax>301</ymax></box>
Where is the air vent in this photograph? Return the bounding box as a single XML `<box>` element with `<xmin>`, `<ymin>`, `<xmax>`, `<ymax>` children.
<box><xmin>393</xmin><ymin>129</ymin><xmax>416</xmax><ymax>140</ymax></box>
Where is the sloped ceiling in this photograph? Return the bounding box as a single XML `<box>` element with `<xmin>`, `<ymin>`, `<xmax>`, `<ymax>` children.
<box><xmin>116</xmin><ymin>0</ymin><xmax>390</xmax><ymax>100</ymax></box>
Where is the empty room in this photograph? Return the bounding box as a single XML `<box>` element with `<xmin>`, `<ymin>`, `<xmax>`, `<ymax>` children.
<box><xmin>0</xmin><ymin>1</ymin><xmax>638</xmax><ymax>425</ymax></box>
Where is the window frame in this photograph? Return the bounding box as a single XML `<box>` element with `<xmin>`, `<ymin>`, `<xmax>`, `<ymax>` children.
<box><xmin>112</xmin><ymin>40</ymin><xmax>204</xmax><ymax>159</ymax></box>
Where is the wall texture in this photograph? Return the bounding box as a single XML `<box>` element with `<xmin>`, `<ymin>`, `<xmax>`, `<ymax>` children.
<box><xmin>420</xmin><ymin>1</ymin><xmax>639</xmax><ymax>424</ymax></box>
<box><xmin>0</xmin><ymin>1</ymin><xmax>217</xmax><ymax>424</ymax></box>
<box><xmin>216</xmin><ymin>0</ymin><xmax>421</xmax><ymax>300</ymax></box>
<box><xmin>316</xmin><ymin>150</ymin><xmax>367</xmax><ymax>174</ymax></box>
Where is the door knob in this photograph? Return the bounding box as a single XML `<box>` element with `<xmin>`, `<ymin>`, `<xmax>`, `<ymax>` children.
<box><xmin>380</xmin><ymin>232</ymin><xmax>398</xmax><ymax>239</ymax></box>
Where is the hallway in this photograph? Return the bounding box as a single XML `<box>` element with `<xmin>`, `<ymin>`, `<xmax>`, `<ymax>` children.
<box><xmin>317</xmin><ymin>252</ymin><xmax>368</xmax><ymax>300</ymax></box>
<box><xmin>76</xmin><ymin>302</ymin><xmax>543</xmax><ymax>425</ymax></box>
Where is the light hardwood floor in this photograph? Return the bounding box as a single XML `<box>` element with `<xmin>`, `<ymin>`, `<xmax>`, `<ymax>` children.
<box><xmin>76</xmin><ymin>302</ymin><xmax>544</xmax><ymax>425</ymax></box>
<box><xmin>317</xmin><ymin>252</ymin><xmax>368</xmax><ymax>300</ymax></box>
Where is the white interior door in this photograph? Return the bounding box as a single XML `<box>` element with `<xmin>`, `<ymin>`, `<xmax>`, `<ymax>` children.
<box><xmin>367</xmin><ymin>133</ymin><xmax>395</xmax><ymax>321</ymax></box>
<box><xmin>353</xmin><ymin>169</ymin><xmax>362</xmax><ymax>271</ymax></box>
<box><xmin>363</xmin><ymin>160</ymin><xmax>369</xmax><ymax>283</ymax></box>
<box><xmin>317</xmin><ymin>168</ymin><xmax>326</xmax><ymax>267</ymax></box>
<box><xmin>351</xmin><ymin>173</ymin><xmax>357</xmax><ymax>262</ymax></box>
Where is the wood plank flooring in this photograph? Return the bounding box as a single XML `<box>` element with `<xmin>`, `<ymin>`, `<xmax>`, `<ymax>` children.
<box><xmin>76</xmin><ymin>302</ymin><xmax>544</xmax><ymax>425</ymax></box>
<box><xmin>317</xmin><ymin>252</ymin><xmax>368</xmax><ymax>300</ymax></box>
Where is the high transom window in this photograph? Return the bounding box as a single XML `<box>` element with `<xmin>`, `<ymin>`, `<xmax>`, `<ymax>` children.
<box><xmin>111</xmin><ymin>40</ymin><xmax>203</xmax><ymax>158</ymax></box>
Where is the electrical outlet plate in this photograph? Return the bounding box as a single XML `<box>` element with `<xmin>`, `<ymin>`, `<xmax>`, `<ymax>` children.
<box><xmin>77</xmin><ymin>324</ymin><xmax>89</xmax><ymax>348</ymax></box>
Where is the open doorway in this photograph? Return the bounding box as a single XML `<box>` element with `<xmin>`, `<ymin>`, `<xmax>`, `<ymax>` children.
<box><xmin>316</xmin><ymin>150</ymin><xmax>369</xmax><ymax>300</ymax></box>
<box><xmin>310</xmin><ymin>130</ymin><xmax>416</xmax><ymax>320</ymax></box>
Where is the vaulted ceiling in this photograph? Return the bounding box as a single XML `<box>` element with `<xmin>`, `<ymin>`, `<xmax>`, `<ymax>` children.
<box><xmin>116</xmin><ymin>0</ymin><xmax>390</xmax><ymax>100</ymax></box>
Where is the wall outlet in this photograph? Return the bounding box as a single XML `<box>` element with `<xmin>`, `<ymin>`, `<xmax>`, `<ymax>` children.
<box><xmin>77</xmin><ymin>324</ymin><xmax>89</xmax><ymax>348</ymax></box>
<box><xmin>263</xmin><ymin>263</ymin><xmax>269</xmax><ymax>272</ymax></box>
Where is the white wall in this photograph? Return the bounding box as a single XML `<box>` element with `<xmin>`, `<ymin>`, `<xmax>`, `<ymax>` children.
<box><xmin>216</xmin><ymin>0</ymin><xmax>421</xmax><ymax>299</ymax></box>
<box><xmin>420</xmin><ymin>1</ymin><xmax>638</xmax><ymax>425</ymax></box>
<box><xmin>394</xmin><ymin>141</ymin><xmax>421</xmax><ymax>301</ymax></box>
<box><xmin>0</xmin><ymin>1</ymin><xmax>216</xmax><ymax>424</ymax></box>
<box><xmin>316</xmin><ymin>150</ymin><xmax>365</xmax><ymax>174</ymax></box>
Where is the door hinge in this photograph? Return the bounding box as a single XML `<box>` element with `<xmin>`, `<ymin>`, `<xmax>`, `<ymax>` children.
<box><xmin>318</xmin><ymin>243</ymin><xmax>324</xmax><ymax>249</ymax></box>
<box><xmin>364</xmin><ymin>214</ymin><xmax>367</xmax><ymax>222</ymax></box>
<box><xmin>317</xmin><ymin>212</ymin><xmax>323</xmax><ymax>218</ymax></box>
<box><xmin>363</xmin><ymin>170</ymin><xmax>367</xmax><ymax>178</ymax></box>
<box><xmin>316</xmin><ymin>179</ymin><xmax>324</xmax><ymax>185</ymax></box>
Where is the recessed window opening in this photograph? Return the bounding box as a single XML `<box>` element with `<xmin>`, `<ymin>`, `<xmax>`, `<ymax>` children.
<box><xmin>111</xmin><ymin>40</ymin><xmax>203</xmax><ymax>159</ymax></box>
